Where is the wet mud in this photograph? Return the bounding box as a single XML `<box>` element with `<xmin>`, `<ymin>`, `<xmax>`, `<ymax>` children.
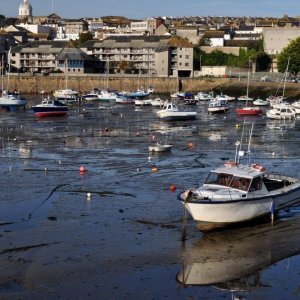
<box><xmin>1</xmin><ymin>96</ymin><xmax>300</xmax><ymax>299</ymax></box>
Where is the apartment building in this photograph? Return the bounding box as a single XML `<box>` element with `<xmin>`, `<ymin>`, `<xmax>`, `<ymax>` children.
<box><xmin>9</xmin><ymin>40</ymin><xmax>101</xmax><ymax>74</ymax></box>
<box><xmin>263</xmin><ymin>28</ymin><xmax>300</xmax><ymax>55</ymax></box>
<box><xmin>80</xmin><ymin>35</ymin><xmax>194</xmax><ymax>77</ymax></box>
<box><xmin>131</xmin><ymin>18</ymin><xmax>157</xmax><ymax>35</ymax></box>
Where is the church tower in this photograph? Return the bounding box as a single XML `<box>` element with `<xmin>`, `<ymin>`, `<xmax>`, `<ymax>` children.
<box><xmin>18</xmin><ymin>0</ymin><xmax>33</xmax><ymax>19</ymax></box>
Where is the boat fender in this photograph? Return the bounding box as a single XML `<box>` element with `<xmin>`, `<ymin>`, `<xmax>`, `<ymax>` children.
<box><xmin>224</xmin><ymin>161</ymin><xmax>238</xmax><ymax>168</ymax></box>
<box><xmin>183</xmin><ymin>190</ymin><xmax>192</xmax><ymax>200</ymax></box>
<box><xmin>251</xmin><ymin>163</ymin><xmax>266</xmax><ymax>172</ymax></box>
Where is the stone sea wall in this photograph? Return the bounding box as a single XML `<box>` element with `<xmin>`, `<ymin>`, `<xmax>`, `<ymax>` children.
<box><xmin>5</xmin><ymin>74</ymin><xmax>300</xmax><ymax>99</ymax></box>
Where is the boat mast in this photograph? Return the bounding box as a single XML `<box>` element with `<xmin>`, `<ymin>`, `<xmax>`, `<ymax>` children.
<box><xmin>1</xmin><ymin>54</ymin><xmax>3</xmax><ymax>93</ymax></box>
<box><xmin>282</xmin><ymin>57</ymin><xmax>290</xmax><ymax>100</ymax></box>
<box><xmin>65</xmin><ymin>57</ymin><xmax>68</xmax><ymax>90</ymax></box>
<box><xmin>236</xmin><ymin>121</ymin><xmax>246</xmax><ymax>163</ymax></box>
<box><xmin>246</xmin><ymin>58</ymin><xmax>250</xmax><ymax>98</ymax></box>
<box><xmin>7</xmin><ymin>48</ymin><xmax>11</xmax><ymax>95</ymax></box>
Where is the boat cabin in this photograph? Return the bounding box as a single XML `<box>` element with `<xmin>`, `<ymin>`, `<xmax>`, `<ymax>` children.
<box><xmin>205</xmin><ymin>163</ymin><xmax>295</xmax><ymax>193</ymax></box>
<box><xmin>205</xmin><ymin>171</ymin><xmax>261</xmax><ymax>192</ymax></box>
<box><xmin>162</xmin><ymin>102</ymin><xmax>178</xmax><ymax>111</ymax></box>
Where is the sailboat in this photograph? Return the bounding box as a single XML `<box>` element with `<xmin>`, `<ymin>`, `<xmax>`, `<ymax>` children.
<box><xmin>236</xmin><ymin>59</ymin><xmax>262</xmax><ymax>115</ymax></box>
<box><xmin>0</xmin><ymin>51</ymin><xmax>27</xmax><ymax>111</ymax></box>
<box><xmin>97</xmin><ymin>59</ymin><xmax>118</xmax><ymax>102</ymax></box>
<box><xmin>266</xmin><ymin>57</ymin><xmax>296</xmax><ymax>119</ymax></box>
<box><xmin>53</xmin><ymin>58</ymin><xmax>79</xmax><ymax>104</ymax></box>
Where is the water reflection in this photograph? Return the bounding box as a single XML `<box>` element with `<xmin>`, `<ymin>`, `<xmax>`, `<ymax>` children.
<box><xmin>177</xmin><ymin>216</ymin><xmax>300</xmax><ymax>295</ymax></box>
<box><xmin>266</xmin><ymin>119</ymin><xmax>296</xmax><ymax>131</ymax></box>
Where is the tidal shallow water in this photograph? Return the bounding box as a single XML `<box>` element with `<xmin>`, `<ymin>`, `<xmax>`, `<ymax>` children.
<box><xmin>1</xmin><ymin>96</ymin><xmax>300</xmax><ymax>299</ymax></box>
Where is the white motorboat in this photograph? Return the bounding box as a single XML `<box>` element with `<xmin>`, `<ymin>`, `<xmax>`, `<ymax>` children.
<box><xmin>266</xmin><ymin>103</ymin><xmax>296</xmax><ymax>119</ymax></box>
<box><xmin>0</xmin><ymin>92</ymin><xmax>27</xmax><ymax>110</ymax></box>
<box><xmin>115</xmin><ymin>96</ymin><xmax>134</xmax><ymax>104</ymax></box>
<box><xmin>290</xmin><ymin>100</ymin><xmax>300</xmax><ymax>114</ymax></box>
<box><xmin>97</xmin><ymin>90</ymin><xmax>117</xmax><ymax>102</ymax></box>
<box><xmin>214</xmin><ymin>93</ymin><xmax>235</xmax><ymax>101</ymax></box>
<box><xmin>53</xmin><ymin>89</ymin><xmax>79</xmax><ymax>103</ymax></box>
<box><xmin>149</xmin><ymin>98</ymin><xmax>164</xmax><ymax>107</ymax></box>
<box><xmin>134</xmin><ymin>99</ymin><xmax>152</xmax><ymax>106</ymax></box>
<box><xmin>156</xmin><ymin>102</ymin><xmax>197</xmax><ymax>121</ymax></box>
<box><xmin>253</xmin><ymin>98</ymin><xmax>269</xmax><ymax>106</ymax></box>
<box><xmin>148</xmin><ymin>142</ymin><xmax>173</xmax><ymax>153</ymax></box>
<box><xmin>177</xmin><ymin>123</ymin><xmax>300</xmax><ymax>232</ymax></box>
<box><xmin>81</xmin><ymin>88</ymin><xmax>100</xmax><ymax>101</ymax></box>
<box><xmin>208</xmin><ymin>99</ymin><xmax>230</xmax><ymax>114</ymax></box>
<box><xmin>194</xmin><ymin>91</ymin><xmax>214</xmax><ymax>101</ymax></box>
<box><xmin>237</xmin><ymin>95</ymin><xmax>254</xmax><ymax>101</ymax></box>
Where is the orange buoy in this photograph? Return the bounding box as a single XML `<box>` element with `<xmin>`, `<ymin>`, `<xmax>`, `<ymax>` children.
<box><xmin>151</xmin><ymin>166</ymin><xmax>158</xmax><ymax>173</ymax></box>
<box><xmin>170</xmin><ymin>185</ymin><xmax>176</xmax><ymax>192</ymax></box>
<box><xmin>188</xmin><ymin>142</ymin><xmax>193</xmax><ymax>148</ymax></box>
<box><xmin>79</xmin><ymin>165</ymin><xmax>86</xmax><ymax>173</ymax></box>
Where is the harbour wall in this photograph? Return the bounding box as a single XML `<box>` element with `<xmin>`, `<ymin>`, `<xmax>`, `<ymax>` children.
<box><xmin>5</xmin><ymin>74</ymin><xmax>300</xmax><ymax>99</ymax></box>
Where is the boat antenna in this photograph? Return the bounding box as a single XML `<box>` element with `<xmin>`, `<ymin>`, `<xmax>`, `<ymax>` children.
<box><xmin>235</xmin><ymin>141</ymin><xmax>240</xmax><ymax>163</ymax></box>
<box><xmin>236</xmin><ymin>121</ymin><xmax>246</xmax><ymax>163</ymax></box>
<box><xmin>247</xmin><ymin>122</ymin><xmax>254</xmax><ymax>165</ymax></box>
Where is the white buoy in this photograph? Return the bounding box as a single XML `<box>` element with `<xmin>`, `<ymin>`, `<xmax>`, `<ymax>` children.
<box><xmin>86</xmin><ymin>192</ymin><xmax>91</xmax><ymax>201</ymax></box>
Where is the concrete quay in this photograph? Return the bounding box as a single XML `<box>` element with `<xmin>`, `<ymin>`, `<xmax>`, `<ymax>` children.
<box><xmin>5</xmin><ymin>74</ymin><xmax>300</xmax><ymax>99</ymax></box>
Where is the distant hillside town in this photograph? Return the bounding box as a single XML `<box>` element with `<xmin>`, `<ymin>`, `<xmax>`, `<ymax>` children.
<box><xmin>1</xmin><ymin>0</ymin><xmax>300</xmax><ymax>77</ymax></box>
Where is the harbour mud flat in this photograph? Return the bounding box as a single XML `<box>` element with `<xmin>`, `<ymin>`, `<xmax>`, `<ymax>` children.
<box><xmin>1</xmin><ymin>99</ymin><xmax>300</xmax><ymax>299</ymax></box>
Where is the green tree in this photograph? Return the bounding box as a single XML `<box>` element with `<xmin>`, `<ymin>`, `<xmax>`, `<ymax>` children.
<box><xmin>75</xmin><ymin>32</ymin><xmax>94</xmax><ymax>46</ymax></box>
<box><xmin>277</xmin><ymin>37</ymin><xmax>300</xmax><ymax>75</ymax></box>
<box><xmin>255</xmin><ymin>51</ymin><xmax>272</xmax><ymax>71</ymax></box>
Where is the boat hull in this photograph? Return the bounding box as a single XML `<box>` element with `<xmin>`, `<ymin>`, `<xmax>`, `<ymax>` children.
<box><xmin>149</xmin><ymin>144</ymin><xmax>172</xmax><ymax>152</ymax></box>
<box><xmin>208</xmin><ymin>107</ymin><xmax>229</xmax><ymax>113</ymax></box>
<box><xmin>157</xmin><ymin>112</ymin><xmax>197</xmax><ymax>121</ymax></box>
<box><xmin>178</xmin><ymin>183</ymin><xmax>300</xmax><ymax>231</ymax></box>
<box><xmin>32</xmin><ymin>105</ymin><xmax>68</xmax><ymax>118</ymax></box>
<box><xmin>236</xmin><ymin>108</ymin><xmax>262</xmax><ymax>115</ymax></box>
<box><xmin>34</xmin><ymin>111</ymin><xmax>68</xmax><ymax>118</ymax></box>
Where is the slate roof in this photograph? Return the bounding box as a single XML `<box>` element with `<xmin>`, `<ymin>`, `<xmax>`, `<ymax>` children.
<box><xmin>80</xmin><ymin>35</ymin><xmax>171</xmax><ymax>49</ymax></box>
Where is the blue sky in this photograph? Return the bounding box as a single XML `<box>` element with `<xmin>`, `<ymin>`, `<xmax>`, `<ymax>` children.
<box><xmin>2</xmin><ymin>0</ymin><xmax>298</xmax><ymax>19</ymax></box>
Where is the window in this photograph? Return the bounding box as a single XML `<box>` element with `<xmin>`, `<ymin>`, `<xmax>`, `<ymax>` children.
<box><xmin>230</xmin><ymin>176</ymin><xmax>251</xmax><ymax>191</ymax></box>
<box><xmin>249</xmin><ymin>177</ymin><xmax>263</xmax><ymax>192</ymax></box>
<box><xmin>185</xmin><ymin>63</ymin><xmax>189</xmax><ymax>67</ymax></box>
<box><xmin>185</xmin><ymin>55</ymin><xmax>189</xmax><ymax>59</ymax></box>
<box><xmin>205</xmin><ymin>172</ymin><xmax>233</xmax><ymax>186</ymax></box>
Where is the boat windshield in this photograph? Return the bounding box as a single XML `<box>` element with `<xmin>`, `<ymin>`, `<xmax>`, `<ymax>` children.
<box><xmin>205</xmin><ymin>172</ymin><xmax>233</xmax><ymax>187</ymax></box>
<box><xmin>229</xmin><ymin>176</ymin><xmax>251</xmax><ymax>191</ymax></box>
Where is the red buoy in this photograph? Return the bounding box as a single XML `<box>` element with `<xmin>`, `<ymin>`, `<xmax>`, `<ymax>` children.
<box><xmin>170</xmin><ymin>185</ymin><xmax>176</xmax><ymax>192</ymax></box>
<box><xmin>80</xmin><ymin>165</ymin><xmax>86</xmax><ymax>173</ymax></box>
